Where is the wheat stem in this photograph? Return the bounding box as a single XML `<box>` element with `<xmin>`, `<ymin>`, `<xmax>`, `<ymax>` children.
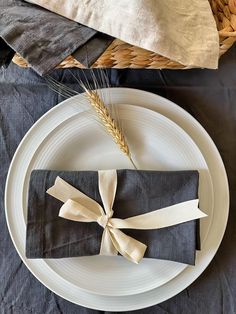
<box><xmin>85</xmin><ymin>89</ymin><xmax>136</xmax><ymax>169</ymax></box>
<box><xmin>45</xmin><ymin>74</ymin><xmax>137</xmax><ymax>169</ymax></box>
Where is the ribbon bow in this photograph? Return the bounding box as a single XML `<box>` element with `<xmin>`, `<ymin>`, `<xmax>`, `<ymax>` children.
<box><xmin>47</xmin><ymin>169</ymin><xmax>206</xmax><ymax>263</ymax></box>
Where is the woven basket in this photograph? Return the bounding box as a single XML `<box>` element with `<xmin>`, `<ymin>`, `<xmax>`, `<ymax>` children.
<box><xmin>13</xmin><ymin>0</ymin><xmax>236</xmax><ymax>70</ymax></box>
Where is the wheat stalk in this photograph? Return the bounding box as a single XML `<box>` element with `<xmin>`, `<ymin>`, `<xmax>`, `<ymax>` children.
<box><xmin>84</xmin><ymin>88</ymin><xmax>136</xmax><ymax>168</ymax></box>
<box><xmin>45</xmin><ymin>73</ymin><xmax>137</xmax><ymax>169</ymax></box>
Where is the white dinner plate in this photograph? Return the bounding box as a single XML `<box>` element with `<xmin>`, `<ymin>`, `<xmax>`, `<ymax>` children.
<box><xmin>5</xmin><ymin>88</ymin><xmax>229</xmax><ymax>311</ymax></box>
<box><xmin>22</xmin><ymin>104</ymin><xmax>212</xmax><ymax>296</ymax></box>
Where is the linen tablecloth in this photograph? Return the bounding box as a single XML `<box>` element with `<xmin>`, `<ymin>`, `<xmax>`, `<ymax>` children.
<box><xmin>1</xmin><ymin>46</ymin><xmax>236</xmax><ymax>313</ymax></box>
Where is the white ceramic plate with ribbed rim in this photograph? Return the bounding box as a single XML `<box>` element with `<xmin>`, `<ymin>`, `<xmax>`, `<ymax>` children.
<box><xmin>20</xmin><ymin>104</ymin><xmax>212</xmax><ymax>296</ymax></box>
<box><xmin>4</xmin><ymin>88</ymin><xmax>229</xmax><ymax>311</ymax></box>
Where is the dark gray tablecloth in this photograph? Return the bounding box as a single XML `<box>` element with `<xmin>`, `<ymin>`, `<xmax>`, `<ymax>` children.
<box><xmin>1</xmin><ymin>46</ymin><xmax>236</xmax><ymax>313</ymax></box>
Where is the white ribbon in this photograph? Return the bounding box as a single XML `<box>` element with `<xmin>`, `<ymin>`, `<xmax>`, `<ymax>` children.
<box><xmin>47</xmin><ymin>169</ymin><xmax>207</xmax><ymax>263</ymax></box>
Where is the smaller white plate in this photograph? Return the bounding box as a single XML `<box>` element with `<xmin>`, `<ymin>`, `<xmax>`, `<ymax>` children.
<box><xmin>23</xmin><ymin>104</ymin><xmax>212</xmax><ymax>296</ymax></box>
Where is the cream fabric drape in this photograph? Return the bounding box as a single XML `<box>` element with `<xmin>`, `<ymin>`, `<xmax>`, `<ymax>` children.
<box><xmin>26</xmin><ymin>0</ymin><xmax>219</xmax><ymax>69</ymax></box>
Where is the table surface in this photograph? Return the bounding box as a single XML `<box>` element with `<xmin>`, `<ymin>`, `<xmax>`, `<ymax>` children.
<box><xmin>1</xmin><ymin>46</ymin><xmax>236</xmax><ymax>314</ymax></box>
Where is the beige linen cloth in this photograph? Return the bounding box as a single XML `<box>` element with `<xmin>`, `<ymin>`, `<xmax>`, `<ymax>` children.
<box><xmin>26</xmin><ymin>0</ymin><xmax>219</xmax><ymax>69</ymax></box>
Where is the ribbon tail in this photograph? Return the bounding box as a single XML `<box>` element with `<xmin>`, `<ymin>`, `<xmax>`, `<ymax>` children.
<box><xmin>110</xmin><ymin>199</ymin><xmax>207</xmax><ymax>230</ymax></box>
<box><xmin>108</xmin><ymin>228</ymin><xmax>147</xmax><ymax>264</ymax></box>
<box><xmin>47</xmin><ymin>176</ymin><xmax>104</xmax><ymax>217</ymax></box>
<box><xmin>100</xmin><ymin>228</ymin><xmax>118</xmax><ymax>256</ymax></box>
<box><xmin>59</xmin><ymin>199</ymin><xmax>99</xmax><ymax>222</ymax></box>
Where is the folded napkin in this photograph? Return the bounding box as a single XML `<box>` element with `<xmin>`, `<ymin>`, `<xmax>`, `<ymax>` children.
<box><xmin>26</xmin><ymin>0</ymin><xmax>219</xmax><ymax>69</ymax></box>
<box><xmin>72</xmin><ymin>33</ymin><xmax>113</xmax><ymax>68</ymax></box>
<box><xmin>26</xmin><ymin>169</ymin><xmax>202</xmax><ymax>265</ymax></box>
<box><xmin>0</xmin><ymin>0</ymin><xmax>112</xmax><ymax>75</ymax></box>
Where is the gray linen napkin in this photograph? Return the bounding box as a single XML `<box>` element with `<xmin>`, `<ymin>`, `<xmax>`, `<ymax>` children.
<box><xmin>26</xmin><ymin>169</ymin><xmax>200</xmax><ymax>265</ymax></box>
<box><xmin>0</xmin><ymin>0</ymin><xmax>112</xmax><ymax>75</ymax></box>
<box><xmin>72</xmin><ymin>33</ymin><xmax>113</xmax><ymax>68</ymax></box>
